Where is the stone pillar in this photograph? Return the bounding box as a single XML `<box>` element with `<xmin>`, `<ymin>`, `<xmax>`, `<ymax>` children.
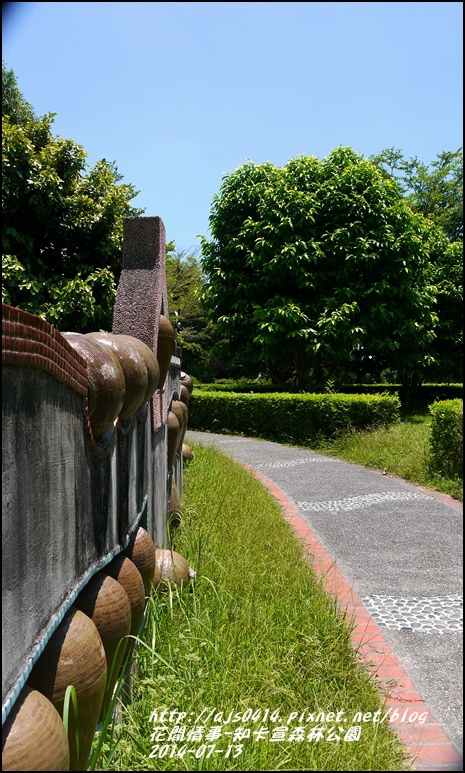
<box><xmin>112</xmin><ymin>216</ymin><xmax>180</xmax><ymax>545</ymax></box>
<box><xmin>112</xmin><ymin>216</ymin><xmax>169</xmax><ymax>432</ymax></box>
<box><xmin>112</xmin><ymin>216</ymin><xmax>167</xmax><ymax>350</ymax></box>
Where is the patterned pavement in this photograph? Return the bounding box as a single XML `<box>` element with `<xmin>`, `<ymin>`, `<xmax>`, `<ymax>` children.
<box><xmin>361</xmin><ymin>594</ymin><xmax>463</xmax><ymax>634</ymax></box>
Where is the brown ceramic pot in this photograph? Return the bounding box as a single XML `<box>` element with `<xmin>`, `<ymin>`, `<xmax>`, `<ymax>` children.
<box><xmin>156</xmin><ymin>315</ymin><xmax>175</xmax><ymax>390</ymax></box>
<box><xmin>177</xmin><ymin>401</ymin><xmax>189</xmax><ymax>450</ymax></box>
<box><xmin>182</xmin><ymin>443</ymin><xmax>194</xmax><ymax>463</ymax></box>
<box><xmin>85</xmin><ymin>332</ymin><xmax>148</xmax><ymax>420</ymax></box>
<box><xmin>154</xmin><ymin>549</ymin><xmax>191</xmax><ymax>592</ymax></box>
<box><xmin>122</xmin><ymin>526</ymin><xmax>156</xmax><ymax>595</ymax></box>
<box><xmin>27</xmin><ymin>607</ymin><xmax>107</xmax><ymax>772</ymax></box>
<box><xmin>170</xmin><ymin>400</ymin><xmax>187</xmax><ymax>452</ymax></box>
<box><xmin>62</xmin><ymin>332</ymin><xmax>125</xmax><ymax>438</ymax></box>
<box><xmin>180</xmin><ymin>384</ymin><xmax>191</xmax><ymax>406</ymax></box>
<box><xmin>168</xmin><ymin>481</ymin><xmax>182</xmax><ymax>531</ymax></box>
<box><xmin>102</xmin><ymin>555</ymin><xmax>146</xmax><ymax>639</ymax></box>
<box><xmin>110</xmin><ymin>334</ymin><xmax>160</xmax><ymax>404</ymax></box>
<box><xmin>74</xmin><ymin>572</ymin><xmax>132</xmax><ymax>718</ymax></box>
<box><xmin>167</xmin><ymin>410</ymin><xmax>181</xmax><ymax>470</ymax></box>
<box><xmin>2</xmin><ymin>685</ymin><xmax>70</xmax><ymax>771</ymax></box>
<box><xmin>180</xmin><ymin>371</ymin><xmax>194</xmax><ymax>395</ymax></box>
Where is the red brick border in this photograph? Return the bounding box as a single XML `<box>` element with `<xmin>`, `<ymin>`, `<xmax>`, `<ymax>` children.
<box><xmin>2</xmin><ymin>304</ymin><xmax>88</xmax><ymax>396</ymax></box>
<box><xmin>1</xmin><ymin>303</ymin><xmax>114</xmax><ymax>458</ymax></box>
<box><xmin>411</xmin><ymin>485</ymin><xmax>462</xmax><ymax>511</ymax></box>
<box><xmin>239</xmin><ymin>462</ymin><xmax>463</xmax><ymax>772</ymax></box>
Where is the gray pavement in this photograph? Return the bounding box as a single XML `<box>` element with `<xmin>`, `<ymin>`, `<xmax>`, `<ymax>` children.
<box><xmin>186</xmin><ymin>430</ymin><xmax>463</xmax><ymax>755</ymax></box>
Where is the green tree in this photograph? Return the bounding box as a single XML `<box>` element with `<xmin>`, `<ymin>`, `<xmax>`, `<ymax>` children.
<box><xmin>200</xmin><ymin>147</ymin><xmax>453</xmax><ymax>394</ymax></box>
<box><xmin>370</xmin><ymin>147</ymin><xmax>463</xmax><ymax>242</ymax></box>
<box><xmin>165</xmin><ymin>242</ymin><xmax>221</xmax><ymax>380</ymax></box>
<box><xmin>2</xmin><ymin>64</ymin><xmax>144</xmax><ymax>332</ymax></box>
<box><xmin>426</xmin><ymin>238</ymin><xmax>463</xmax><ymax>383</ymax></box>
<box><xmin>2</xmin><ymin>61</ymin><xmax>36</xmax><ymax>124</ymax></box>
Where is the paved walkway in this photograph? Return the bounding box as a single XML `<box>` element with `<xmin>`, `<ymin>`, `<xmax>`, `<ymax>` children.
<box><xmin>186</xmin><ymin>430</ymin><xmax>463</xmax><ymax>772</ymax></box>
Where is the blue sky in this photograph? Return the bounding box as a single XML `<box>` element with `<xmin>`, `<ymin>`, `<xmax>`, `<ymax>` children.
<box><xmin>2</xmin><ymin>1</ymin><xmax>463</xmax><ymax>253</ymax></box>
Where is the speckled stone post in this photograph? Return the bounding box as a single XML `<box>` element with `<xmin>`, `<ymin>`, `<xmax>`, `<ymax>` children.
<box><xmin>112</xmin><ymin>216</ymin><xmax>169</xmax><ymax>432</ymax></box>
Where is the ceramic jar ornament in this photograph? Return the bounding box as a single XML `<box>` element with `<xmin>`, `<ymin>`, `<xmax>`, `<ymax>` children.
<box><xmin>2</xmin><ymin>685</ymin><xmax>70</xmax><ymax>771</ymax></box>
<box><xmin>156</xmin><ymin>315</ymin><xmax>175</xmax><ymax>390</ymax></box>
<box><xmin>74</xmin><ymin>572</ymin><xmax>132</xmax><ymax>718</ymax></box>
<box><xmin>182</xmin><ymin>443</ymin><xmax>194</xmax><ymax>463</ymax></box>
<box><xmin>111</xmin><ymin>334</ymin><xmax>160</xmax><ymax>404</ymax></box>
<box><xmin>180</xmin><ymin>372</ymin><xmax>194</xmax><ymax>396</ymax></box>
<box><xmin>62</xmin><ymin>332</ymin><xmax>125</xmax><ymax>439</ymax></box>
<box><xmin>27</xmin><ymin>607</ymin><xmax>107</xmax><ymax>772</ymax></box>
<box><xmin>177</xmin><ymin>401</ymin><xmax>189</xmax><ymax>451</ymax></box>
<box><xmin>154</xmin><ymin>549</ymin><xmax>196</xmax><ymax>592</ymax></box>
<box><xmin>180</xmin><ymin>384</ymin><xmax>191</xmax><ymax>406</ymax></box>
<box><xmin>168</xmin><ymin>481</ymin><xmax>182</xmax><ymax>532</ymax></box>
<box><xmin>102</xmin><ymin>555</ymin><xmax>146</xmax><ymax>675</ymax></box>
<box><xmin>85</xmin><ymin>332</ymin><xmax>148</xmax><ymax>420</ymax></box>
<box><xmin>167</xmin><ymin>410</ymin><xmax>181</xmax><ymax>470</ymax></box>
<box><xmin>180</xmin><ymin>372</ymin><xmax>193</xmax><ymax>407</ymax></box>
<box><xmin>170</xmin><ymin>400</ymin><xmax>188</xmax><ymax>453</ymax></box>
<box><xmin>102</xmin><ymin>555</ymin><xmax>146</xmax><ymax>639</ymax></box>
<box><xmin>170</xmin><ymin>400</ymin><xmax>184</xmax><ymax>434</ymax></box>
<box><xmin>123</xmin><ymin>526</ymin><xmax>156</xmax><ymax>596</ymax></box>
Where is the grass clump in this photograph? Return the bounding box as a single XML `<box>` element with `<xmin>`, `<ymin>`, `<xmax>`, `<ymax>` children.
<box><xmin>96</xmin><ymin>445</ymin><xmax>410</xmax><ymax>771</ymax></box>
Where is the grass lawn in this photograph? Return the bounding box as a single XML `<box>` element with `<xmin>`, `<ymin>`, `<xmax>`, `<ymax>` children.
<box><xmin>92</xmin><ymin>445</ymin><xmax>411</xmax><ymax>771</ymax></box>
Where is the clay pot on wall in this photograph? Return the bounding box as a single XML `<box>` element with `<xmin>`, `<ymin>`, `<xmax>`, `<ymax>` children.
<box><xmin>102</xmin><ymin>555</ymin><xmax>146</xmax><ymax>639</ymax></box>
<box><xmin>2</xmin><ymin>685</ymin><xmax>70</xmax><ymax>771</ymax></box>
<box><xmin>182</xmin><ymin>443</ymin><xmax>194</xmax><ymax>463</ymax></box>
<box><xmin>122</xmin><ymin>526</ymin><xmax>156</xmax><ymax>596</ymax></box>
<box><xmin>73</xmin><ymin>572</ymin><xmax>132</xmax><ymax>718</ymax></box>
<box><xmin>167</xmin><ymin>410</ymin><xmax>181</xmax><ymax>470</ymax></box>
<box><xmin>170</xmin><ymin>400</ymin><xmax>188</xmax><ymax>452</ymax></box>
<box><xmin>180</xmin><ymin>384</ymin><xmax>191</xmax><ymax>406</ymax></box>
<box><xmin>156</xmin><ymin>315</ymin><xmax>175</xmax><ymax>391</ymax></box>
<box><xmin>180</xmin><ymin>372</ymin><xmax>194</xmax><ymax>396</ymax></box>
<box><xmin>169</xmin><ymin>400</ymin><xmax>184</xmax><ymax>432</ymax></box>
<box><xmin>168</xmin><ymin>481</ymin><xmax>182</xmax><ymax>532</ymax></box>
<box><xmin>154</xmin><ymin>549</ymin><xmax>196</xmax><ymax>593</ymax></box>
<box><xmin>110</xmin><ymin>335</ymin><xmax>160</xmax><ymax>404</ymax></box>
<box><xmin>62</xmin><ymin>332</ymin><xmax>125</xmax><ymax>439</ymax></box>
<box><xmin>27</xmin><ymin>607</ymin><xmax>107</xmax><ymax>772</ymax></box>
<box><xmin>85</xmin><ymin>332</ymin><xmax>148</xmax><ymax>420</ymax></box>
<box><xmin>178</xmin><ymin>401</ymin><xmax>189</xmax><ymax>450</ymax></box>
<box><xmin>180</xmin><ymin>372</ymin><xmax>194</xmax><ymax>408</ymax></box>
<box><xmin>102</xmin><ymin>555</ymin><xmax>146</xmax><ymax>678</ymax></box>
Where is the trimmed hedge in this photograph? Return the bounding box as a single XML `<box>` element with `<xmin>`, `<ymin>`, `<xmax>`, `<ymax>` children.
<box><xmin>188</xmin><ymin>391</ymin><xmax>400</xmax><ymax>444</ymax></box>
<box><xmin>194</xmin><ymin>382</ymin><xmax>297</xmax><ymax>394</ymax></box>
<box><xmin>194</xmin><ymin>382</ymin><xmax>463</xmax><ymax>401</ymax></box>
<box><xmin>332</xmin><ymin>384</ymin><xmax>463</xmax><ymax>401</ymax></box>
<box><xmin>429</xmin><ymin>400</ymin><xmax>463</xmax><ymax>478</ymax></box>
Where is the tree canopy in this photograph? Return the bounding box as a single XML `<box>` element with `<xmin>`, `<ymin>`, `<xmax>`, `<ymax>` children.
<box><xmin>370</xmin><ymin>147</ymin><xmax>463</xmax><ymax>243</ymax></box>
<box><xmin>165</xmin><ymin>243</ymin><xmax>213</xmax><ymax>375</ymax></box>
<box><xmin>2</xmin><ymin>63</ymin><xmax>144</xmax><ymax>332</ymax></box>
<box><xmin>200</xmin><ymin>147</ymin><xmax>462</xmax><ymax>390</ymax></box>
<box><xmin>2</xmin><ymin>59</ymin><xmax>36</xmax><ymax>125</ymax></box>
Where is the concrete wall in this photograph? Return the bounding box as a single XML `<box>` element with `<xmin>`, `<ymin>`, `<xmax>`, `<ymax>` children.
<box><xmin>2</xmin><ymin>217</ymin><xmax>183</xmax><ymax>725</ymax></box>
